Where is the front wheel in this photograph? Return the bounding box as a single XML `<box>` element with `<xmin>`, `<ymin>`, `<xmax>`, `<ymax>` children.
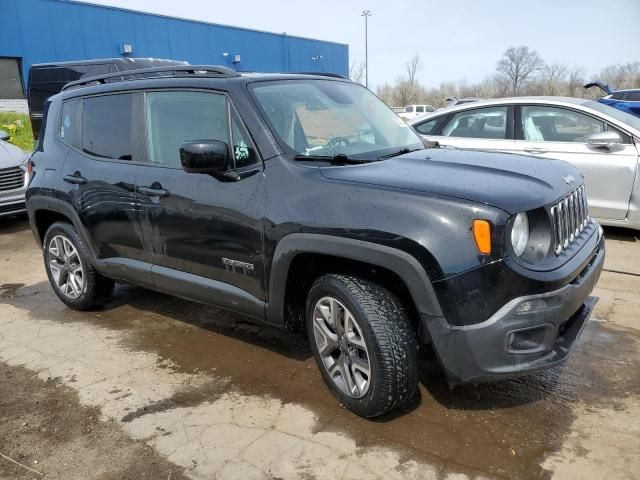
<box><xmin>306</xmin><ymin>274</ymin><xmax>418</xmax><ymax>418</ymax></box>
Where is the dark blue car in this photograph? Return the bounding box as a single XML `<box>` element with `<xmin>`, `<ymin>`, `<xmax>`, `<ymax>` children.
<box><xmin>585</xmin><ymin>81</ymin><xmax>640</xmax><ymax>118</ymax></box>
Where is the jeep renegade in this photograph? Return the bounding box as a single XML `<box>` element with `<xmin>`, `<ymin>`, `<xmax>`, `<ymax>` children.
<box><xmin>26</xmin><ymin>66</ymin><xmax>604</xmax><ymax>417</ymax></box>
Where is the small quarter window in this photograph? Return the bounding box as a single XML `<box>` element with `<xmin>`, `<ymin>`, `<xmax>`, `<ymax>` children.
<box><xmin>230</xmin><ymin>112</ymin><xmax>258</xmax><ymax>168</ymax></box>
<box><xmin>59</xmin><ymin>99</ymin><xmax>81</xmax><ymax>148</ymax></box>
<box><xmin>414</xmin><ymin>118</ymin><xmax>438</xmax><ymax>135</ymax></box>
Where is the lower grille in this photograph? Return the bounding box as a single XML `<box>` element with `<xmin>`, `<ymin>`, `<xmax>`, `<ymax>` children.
<box><xmin>0</xmin><ymin>166</ymin><xmax>25</xmax><ymax>192</ymax></box>
<box><xmin>550</xmin><ymin>186</ymin><xmax>590</xmax><ymax>255</ymax></box>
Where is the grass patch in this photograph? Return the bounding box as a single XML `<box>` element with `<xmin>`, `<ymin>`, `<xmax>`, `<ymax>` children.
<box><xmin>0</xmin><ymin>112</ymin><xmax>35</xmax><ymax>152</ymax></box>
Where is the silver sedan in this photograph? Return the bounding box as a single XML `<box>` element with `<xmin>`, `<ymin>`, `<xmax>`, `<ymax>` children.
<box><xmin>0</xmin><ymin>131</ymin><xmax>29</xmax><ymax>218</ymax></box>
<box><xmin>410</xmin><ymin>97</ymin><xmax>640</xmax><ymax>230</ymax></box>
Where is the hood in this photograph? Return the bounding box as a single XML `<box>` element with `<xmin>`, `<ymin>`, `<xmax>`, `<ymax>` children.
<box><xmin>320</xmin><ymin>148</ymin><xmax>581</xmax><ymax>214</ymax></box>
<box><xmin>0</xmin><ymin>140</ymin><xmax>27</xmax><ymax>169</ymax></box>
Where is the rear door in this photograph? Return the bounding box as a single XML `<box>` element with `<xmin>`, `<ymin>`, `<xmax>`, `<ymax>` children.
<box><xmin>135</xmin><ymin>89</ymin><xmax>266</xmax><ymax>300</ymax></box>
<box><xmin>514</xmin><ymin>104</ymin><xmax>639</xmax><ymax>220</ymax></box>
<box><xmin>415</xmin><ymin>105</ymin><xmax>517</xmax><ymax>152</ymax></box>
<box><xmin>57</xmin><ymin>92</ymin><xmax>148</xmax><ymax>275</ymax></box>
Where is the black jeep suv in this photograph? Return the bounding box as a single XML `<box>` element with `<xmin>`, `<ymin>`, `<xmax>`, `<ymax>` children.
<box><xmin>26</xmin><ymin>66</ymin><xmax>604</xmax><ymax>417</ymax></box>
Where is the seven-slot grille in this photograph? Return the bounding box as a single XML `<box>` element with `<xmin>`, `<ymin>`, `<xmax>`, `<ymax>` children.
<box><xmin>0</xmin><ymin>166</ymin><xmax>25</xmax><ymax>192</ymax></box>
<box><xmin>550</xmin><ymin>185</ymin><xmax>590</xmax><ymax>255</ymax></box>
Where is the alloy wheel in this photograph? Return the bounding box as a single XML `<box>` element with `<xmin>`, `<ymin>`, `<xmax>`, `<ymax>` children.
<box><xmin>312</xmin><ymin>296</ymin><xmax>371</xmax><ymax>398</ymax></box>
<box><xmin>48</xmin><ymin>234</ymin><xmax>84</xmax><ymax>299</ymax></box>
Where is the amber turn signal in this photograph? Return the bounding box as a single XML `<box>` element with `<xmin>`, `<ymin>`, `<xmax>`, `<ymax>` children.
<box><xmin>473</xmin><ymin>220</ymin><xmax>491</xmax><ymax>254</ymax></box>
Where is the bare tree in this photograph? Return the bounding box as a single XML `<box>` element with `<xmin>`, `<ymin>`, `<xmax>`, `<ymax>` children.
<box><xmin>566</xmin><ymin>66</ymin><xmax>586</xmax><ymax>97</ymax></box>
<box><xmin>406</xmin><ymin>54</ymin><xmax>422</xmax><ymax>86</ymax></box>
<box><xmin>349</xmin><ymin>61</ymin><xmax>366</xmax><ymax>85</ymax></box>
<box><xmin>496</xmin><ymin>46</ymin><xmax>545</xmax><ymax>94</ymax></box>
<box><xmin>542</xmin><ymin>63</ymin><xmax>568</xmax><ymax>95</ymax></box>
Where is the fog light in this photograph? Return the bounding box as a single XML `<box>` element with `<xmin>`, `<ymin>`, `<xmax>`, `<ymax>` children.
<box><xmin>516</xmin><ymin>299</ymin><xmax>547</xmax><ymax>313</ymax></box>
<box><xmin>507</xmin><ymin>324</ymin><xmax>554</xmax><ymax>354</ymax></box>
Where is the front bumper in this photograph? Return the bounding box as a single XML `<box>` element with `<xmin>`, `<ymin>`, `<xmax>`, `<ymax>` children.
<box><xmin>428</xmin><ymin>235</ymin><xmax>604</xmax><ymax>384</ymax></box>
<box><xmin>0</xmin><ymin>193</ymin><xmax>26</xmax><ymax>217</ymax></box>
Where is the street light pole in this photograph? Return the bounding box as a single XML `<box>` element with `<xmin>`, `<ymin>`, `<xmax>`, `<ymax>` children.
<box><xmin>361</xmin><ymin>10</ymin><xmax>371</xmax><ymax>88</ymax></box>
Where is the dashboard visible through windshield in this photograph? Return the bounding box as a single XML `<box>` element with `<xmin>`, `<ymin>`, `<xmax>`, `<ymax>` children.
<box><xmin>251</xmin><ymin>79</ymin><xmax>423</xmax><ymax>160</ymax></box>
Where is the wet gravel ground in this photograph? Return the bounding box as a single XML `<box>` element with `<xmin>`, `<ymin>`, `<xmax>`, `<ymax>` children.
<box><xmin>1</xmin><ymin>215</ymin><xmax>639</xmax><ymax>479</ymax></box>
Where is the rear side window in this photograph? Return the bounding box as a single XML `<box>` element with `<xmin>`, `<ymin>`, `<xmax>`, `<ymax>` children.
<box><xmin>59</xmin><ymin>99</ymin><xmax>81</xmax><ymax>149</ymax></box>
<box><xmin>442</xmin><ymin>107</ymin><xmax>508</xmax><ymax>139</ymax></box>
<box><xmin>82</xmin><ymin>94</ymin><xmax>134</xmax><ymax>160</ymax></box>
<box><xmin>416</xmin><ymin>106</ymin><xmax>425</xmax><ymax>113</ymax></box>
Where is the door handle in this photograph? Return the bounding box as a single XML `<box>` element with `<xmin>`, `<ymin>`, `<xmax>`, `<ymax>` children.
<box><xmin>63</xmin><ymin>173</ymin><xmax>87</xmax><ymax>185</ymax></box>
<box><xmin>138</xmin><ymin>185</ymin><xmax>170</xmax><ymax>197</ymax></box>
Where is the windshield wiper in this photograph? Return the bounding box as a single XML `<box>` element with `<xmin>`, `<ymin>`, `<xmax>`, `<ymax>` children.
<box><xmin>294</xmin><ymin>154</ymin><xmax>370</xmax><ymax>165</ymax></box>
<box><xmin>377</xmin><ymin>147</ymin><xmax>419</xmax><ymax>159</ymax></box>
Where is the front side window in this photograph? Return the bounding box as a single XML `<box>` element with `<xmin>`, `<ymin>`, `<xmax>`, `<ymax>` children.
<box><xmin>442</xmin><ymin>106</ymin><xmax>508</xmax><ymax>139</ymax></box>
<box><xmin>521</xmin><ymin>106</ymin><xmax>604</xmax><ymax>142</ymax></box>
<box><xmin>82</xmin><ymin>94</ymin><xmax>134</xmax><ymax>160</ymax></box>
<box><xmin>405</xmin><ymin>106</ymin><xmax>413</xmax><ymax>113</ymax></box>
<box><xmin>252</xmin><ymin>80</ymin><xmax>423</xmax><ymax>159</ymax></box>
<box><xmin>145</xmin><ymin>91</ymin><xmax>228</xmax><ymax>167</ymax></box>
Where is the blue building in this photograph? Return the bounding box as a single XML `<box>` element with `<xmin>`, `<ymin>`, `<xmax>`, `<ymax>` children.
<box><xmin>0</xmin><ymin>0</ymin><xmax>349</xmax><ymax>100</ymax></box>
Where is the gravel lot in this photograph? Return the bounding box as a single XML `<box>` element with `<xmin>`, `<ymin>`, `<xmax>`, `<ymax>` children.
<box><xmin>1</xmin><ymin>216</ymin><xmax>639</xmax><ymax>480</ymax></box>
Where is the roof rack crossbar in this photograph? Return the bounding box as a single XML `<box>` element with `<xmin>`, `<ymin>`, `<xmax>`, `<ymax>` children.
<box><xmin>61</xmin><ymin>65</ymin><xmax>240</xmax><ymax>92</ymax></box>
<box><xmin>294</xmin><ymin>72</ymin><xmax>347</xmax><ymax>79</ymax></box>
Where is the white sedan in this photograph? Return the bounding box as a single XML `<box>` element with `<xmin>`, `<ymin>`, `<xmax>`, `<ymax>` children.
<box><xmin>410</xmin><ymin>97</ymin><xmax>640</xmax><ymax>230</ymax></box>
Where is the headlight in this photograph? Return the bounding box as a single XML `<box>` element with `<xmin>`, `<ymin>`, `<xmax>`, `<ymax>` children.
<box><xmin>511</xmin><ymin>213</ymin><xmax>529</xmax><ymax>257</ymax></box>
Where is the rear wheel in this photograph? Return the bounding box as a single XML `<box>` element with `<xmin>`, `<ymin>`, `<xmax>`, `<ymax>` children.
<box><xmin>306</xmin><ymin>274</ymin><xmax>418</xmax><ymax>418</ymax></box>
<box><xmin>43</xmin><ymin>222</ymin><xmax>114</xmax><ymax>310</ymax></box>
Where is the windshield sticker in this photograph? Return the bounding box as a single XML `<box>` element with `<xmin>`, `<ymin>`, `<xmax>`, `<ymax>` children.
<box><xmin>235</xmin><ymin>141</ymin><xmax>249</xmax><ymax>161</ymax></box>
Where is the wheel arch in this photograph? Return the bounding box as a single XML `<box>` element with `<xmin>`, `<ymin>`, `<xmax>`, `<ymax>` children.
<box><xmin>28</xmin><ymin>197</ymin><xmax>97</xmax><ymax>261</ymax></box>
<box><xmin>266</xmin><ymin>233</ymin><xmax>444</xmax><ymax>335</ymax></box>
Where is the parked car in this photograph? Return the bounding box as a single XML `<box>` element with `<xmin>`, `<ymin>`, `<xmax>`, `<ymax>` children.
<box><xmin>26</xmin><ymin>66</ymin><xmax>604</xmax><ymax>418</ymax></box>
<box><xmin>0</xmin><ymin>130</ymin><xmax>29</xmax><ymax>217</ymax></box>
<box><xmin>410</xmin><ymin>97</ymin><xmax>640</xmax><ymax>230</ymax></box>
<box><xmin>398</xmin><ymin>104</ymin><xmax>435</xmax><ymax>120</ymax></box>
<box><xmin>584</xmin><ymin>81</ymin><xmax>640</xmax><ymax>118</ymax></box>
<box><xmin>28</xmin><ymin>57</ymin><xmax>189</xmax><ymax>139</ymax></box>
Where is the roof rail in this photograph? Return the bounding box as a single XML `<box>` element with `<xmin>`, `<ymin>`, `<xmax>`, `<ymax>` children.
<box><xmin>61</xmin><ymin>65</ymin><xmax>240</xmax><ymax>92</ymax></box>
<box><xmin>294</xmin><ymin>72</ymin><xmax>347</xmax><ymax>79</ymax></box>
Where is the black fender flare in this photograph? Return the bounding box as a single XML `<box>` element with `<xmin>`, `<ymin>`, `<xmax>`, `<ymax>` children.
<box><xmin>265</xmin><ymin>233</ymin><xmax>444</xmax><ymax>331</ymax></box>
<box><xmin>27</xmin><ymin>196</ymin><xmax>99</xmax><ymax>262</ymax></box>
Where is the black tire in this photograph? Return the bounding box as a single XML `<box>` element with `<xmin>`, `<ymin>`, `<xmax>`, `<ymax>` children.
<box><xmin>306</xmin><ymin>274</ymin><xmax>418</xmax><ymax>418</ymax></box>
<box><xmin>43</xmin><ymin>221</ymin><xmax>114</xmax><ymax>310</ymax></box>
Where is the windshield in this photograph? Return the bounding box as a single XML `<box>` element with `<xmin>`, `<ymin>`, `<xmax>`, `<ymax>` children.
<box><xmin>252</xmin><ymin>80</ymin><xmax>423</xmax><ymax>158</ymax></box>
<box><xmin>583</xmin><ymin>100</ymin><xmax>640</xmax><ymax>133</ymax></box>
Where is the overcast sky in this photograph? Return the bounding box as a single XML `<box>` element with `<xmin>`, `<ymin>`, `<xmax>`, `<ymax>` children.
<box><xmin>86</xmin><ymin>0</ymin><xmax>640</xmax><ymax>88</ymax></box>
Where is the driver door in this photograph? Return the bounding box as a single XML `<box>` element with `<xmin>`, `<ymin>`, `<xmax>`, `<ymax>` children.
<box><xmin>136</xmin><ymin>90</ymin><xmax>266</xmax><ymax>301</ymax></box>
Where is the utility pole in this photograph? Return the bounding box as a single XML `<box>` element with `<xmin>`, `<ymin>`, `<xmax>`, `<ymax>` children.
<box><xmin>361</xmin><ymin>10</ymin><xmax>371</xmax><ymax>88</ymax></box>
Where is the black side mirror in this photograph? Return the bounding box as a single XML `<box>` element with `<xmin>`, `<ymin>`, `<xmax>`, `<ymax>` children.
<box><xmin>180</xmin><ymin>140</ymin><xmax>236</xmax><ymax>180</ymax></box>
<box><xmin>0</xmin><ymin>130</ymin><xmax>9</xmax><ymax>142</ymax></box>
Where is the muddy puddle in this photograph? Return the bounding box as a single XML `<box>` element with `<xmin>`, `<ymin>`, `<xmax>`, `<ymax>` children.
<box><xmin>4</xmin><ymin>279</ymin><xmax>639</xmax><ymax>480</ymax></box>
